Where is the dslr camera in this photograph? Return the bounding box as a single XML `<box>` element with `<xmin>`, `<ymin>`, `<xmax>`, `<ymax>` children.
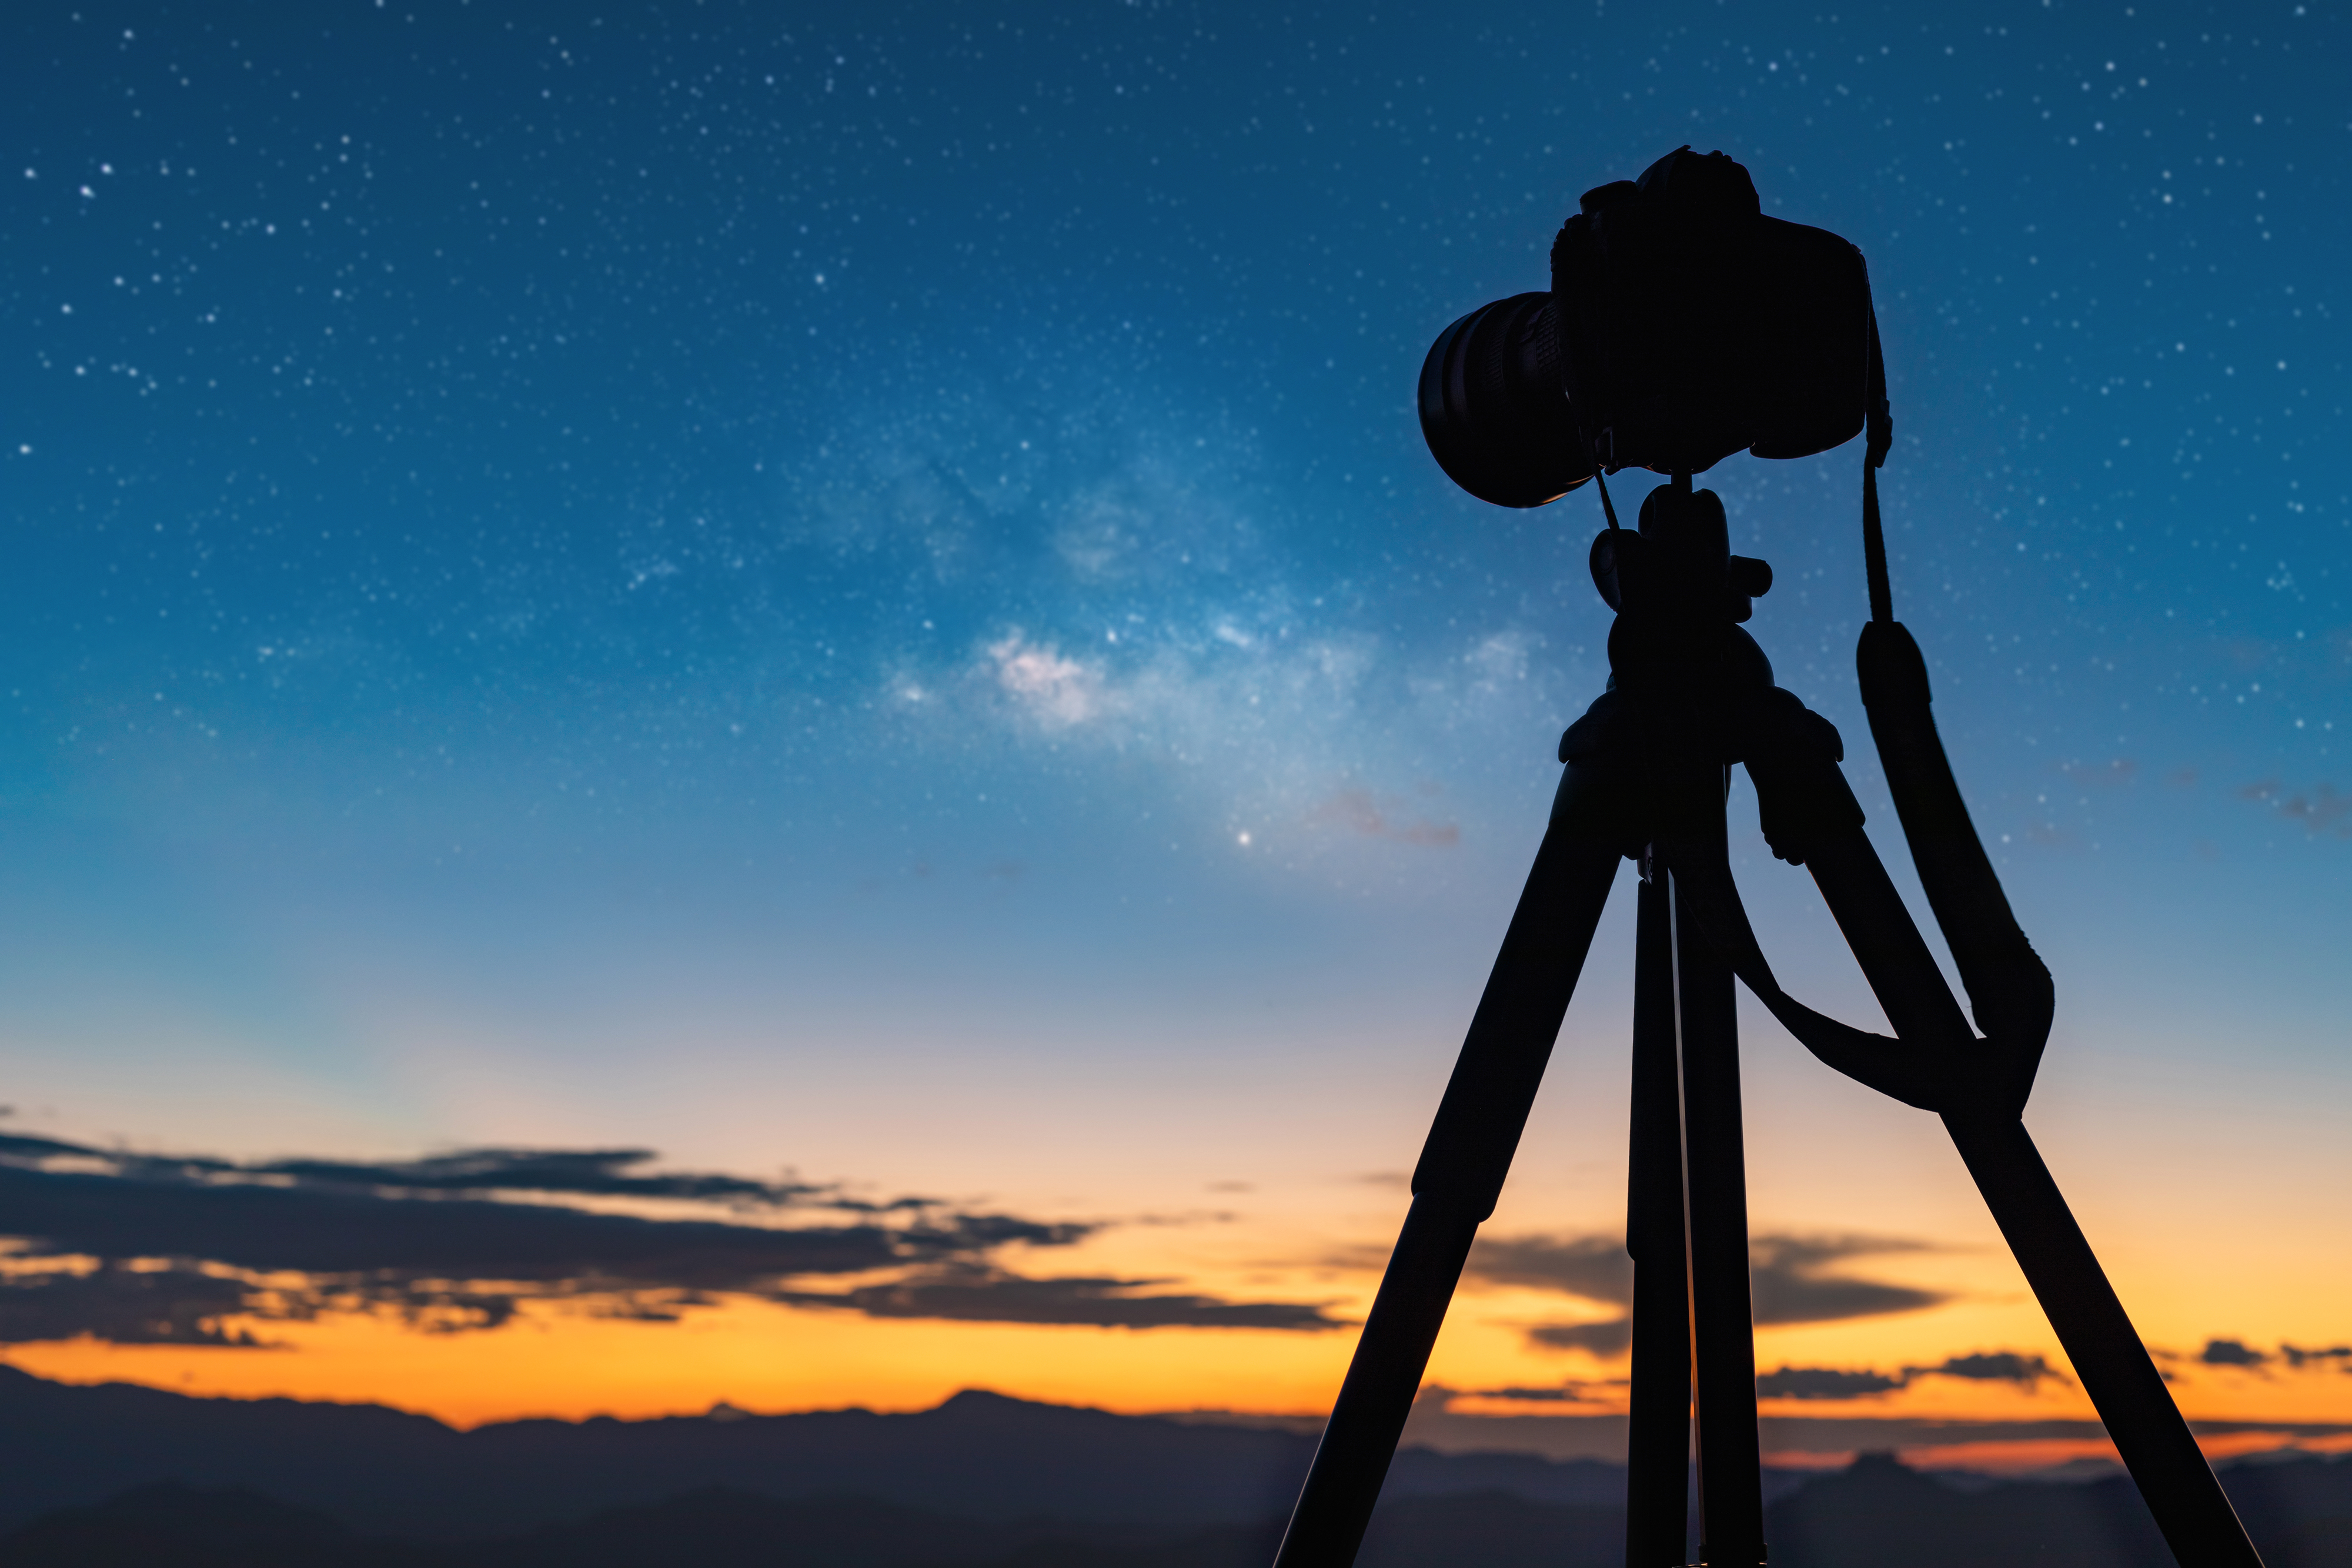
<box><xmin>1417</xmin><ymin>146</ymin><xmax>1887</xmax><ymax>507</ymax></box>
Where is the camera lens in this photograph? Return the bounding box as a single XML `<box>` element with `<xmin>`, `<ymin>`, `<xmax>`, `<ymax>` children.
<box><xmin>1416</xmin><ymin>292</ymin><xmax>1594</xmax><ymax>509</ymax></box>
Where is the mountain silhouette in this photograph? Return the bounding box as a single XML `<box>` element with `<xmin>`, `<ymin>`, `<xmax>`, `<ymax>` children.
<box><xmin>474</xmin><ymin>1487</ymin><xmax>1185</xmax><ymax>1568</ymax></box>
<box><xmin>0</xmin><ymin>1367</ymin><xmax>1612</xmax><ymax>1539</ymax></box>
<box><xmin>4</xmin><ymin>1366</ymin><xmax>2349</xmax><ymax>1565</ymax></box>
<box><xmin>0</xmin><ymin>1481</ymin><xmax>412</xmax><ymax>1568</ymax></box>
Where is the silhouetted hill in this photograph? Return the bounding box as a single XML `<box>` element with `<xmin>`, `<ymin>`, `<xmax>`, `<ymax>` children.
<box><xmin>9</xmin><ymin>1455</ymin><xmax>2352</xmax><ymax>1568</ymax></box>
<box><xmin>2225</xmin><ymin>1454</ymin><xmax>2352</xmax><ymax>1568</ymax></box>
<box><xmin>6</xmin><ymin>1366</ymin><xmax>2352</xmax><ymax>1565</ymax></box>
<box><xmin>470</xmin><ymin>1487</ymin><xmax>1161</xmax><ymax>1568</ymax></box>
<box><xmin>1765</xmin><ymin>1450</ymin><xmax>2167</xmax><ymax>1566</ymax></box>
<box><xmin>0</xmin><ymin>1480</ymin><xmax>411</xmax><ymax>1568</ymax></box>
<box><xmin>0</xmin><ymin>1366</ymin><xmax>1612</xmax><ymax>1539</ymax></box>
<box><xmin>0</xmin><ymin>1484</ymin><xmax>1614</xmax><ymax>1568</ymax></box>
<box><xmin>2274</xmin><ymin>1517</ymin><xmax>2352</xmax><ymax>1568</ymax></box>
<box><xmin>1355</xmin><ymin>1491</ymin><xmax>1622</xmax><ymax>1567</ymax></box>
<box><xmin>1752</xmin><ymin>1448</ymin><xmax>2352</xmax><ymax>1568</ymax></box>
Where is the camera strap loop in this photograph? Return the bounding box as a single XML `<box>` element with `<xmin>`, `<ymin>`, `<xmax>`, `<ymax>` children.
<box><xmin>1591</xmin><ymin>459</ymin><xmax>1623</xmax><ymax>534</ymax></box>
<box><xmin>1860</xmin><ymin>287</ymin><xmax>1895</xmax><ymax>624</ymax></box>
<box><xmin>1862</xmin><ymin>462</ymin><xmax>1893</xmax><ymax>624</ymax></box>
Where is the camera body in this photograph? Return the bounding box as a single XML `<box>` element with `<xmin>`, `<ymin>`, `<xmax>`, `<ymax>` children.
<box><xmin>1419</xmin><ymin>147</ymin><xmax>1885</xmax><ymax>507</ymax></box>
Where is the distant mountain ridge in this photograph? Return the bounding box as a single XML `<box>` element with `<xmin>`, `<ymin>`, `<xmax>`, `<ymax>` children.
<box><xmin>0</xmin><ymin>1482</ymin><xmax>1639</xmax><ymax>1568</ymax></box>
<box><xmin>11</xmin><ymin>1462</ymin><xmax>2352</xmax><ymax>1568</ymax></box>
<box><xmin>0</xmin><ymin>1366</ymin><xmax>1619</xmax><ymax>1539</ymax></box>
<box><xmin>4</xmin><ymin>1365</ymin><xmax>2350</xmax><ymax>1566</ymax></box>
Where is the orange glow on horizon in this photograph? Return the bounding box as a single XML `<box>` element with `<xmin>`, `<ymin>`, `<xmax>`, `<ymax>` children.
<box><xmin>8</xmin><ymin>1267</ymin><xmax>2349</xmax><ymax>1458</ymax></box>
<box><xmin>1</xmin><ymin>1296</ymin><xmax>1363</xmax><ymax>1429</ymax></box>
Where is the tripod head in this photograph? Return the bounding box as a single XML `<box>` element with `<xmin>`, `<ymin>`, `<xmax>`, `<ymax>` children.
<box><xmin>1590</xmin><ymin>480</ymin><xmax>1777</xmax><ymax>720</ymax></box>
<box><xmin>1552</xmin><ymin>477</ymin><xmax>1821</xmax><ymax>868</ymax></box>
<box><xmin>1588</xmin><ymin>481</ymin><xmax>1774</xmax><ymax>628</ymax></box>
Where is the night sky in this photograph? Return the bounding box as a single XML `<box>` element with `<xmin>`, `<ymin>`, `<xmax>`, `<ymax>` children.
<box><xmin>2</xmin><ymin>1</ymin><xmax>2346</xmax><ymax>1455</ymax></box>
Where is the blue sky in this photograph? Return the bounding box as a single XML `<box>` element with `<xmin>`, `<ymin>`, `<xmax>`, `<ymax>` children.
<box><xmin>1</xmin><ymin>0</ymin><xmax>2346</xmax><ymax>1437</ymax></box>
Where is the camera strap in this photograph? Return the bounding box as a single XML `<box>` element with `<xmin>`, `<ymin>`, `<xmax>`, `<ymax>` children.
<box><xmin>1590</xmin><ymin>461</ymin><xmax>1623</xmax><ymax>534</ymax></box>
<box><xmin>1860</xmin><ymin>293</ymin><xmax>1895</xmax><ymax>623</ymax></box>
<box><xmin>1846</xmin><ymin>283</ymin><xmax>2055</xmax><ymax>1101</ymax></box>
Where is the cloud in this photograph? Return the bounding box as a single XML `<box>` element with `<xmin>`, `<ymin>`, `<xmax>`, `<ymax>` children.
<box><xmin>245</xmin><ymin>1147</ymin><xmax>841</xmax><ymax>1208</ymax></box>
<box><xmin>2190</xmin><ymin>1339</ymin><xmax>2352</xmax><ymax>1373</ymax></box>
<box><xmin>0</xmin><ymin>1132</ymin><xmax>1315</xmax><ymax>1346</ymax></box>
<box><xmin>1748</xmin><ymin>1235</ymin><xmax>1947</xmax><ymax>1326</ymax></box>
<box><xmin>776</xmin><ymin>1264</ymin><xmax>1344</xmax><ymax>1332</ymax></box>
<box><xmin>1468</xmin><ymin>1231</ymin><xmax>1945</xmax><ymax>1328</ymax></box>
<box><xmin>0</xmin><ymin>1159</ymin><xmax>961</xmax><ymax>1287</ymax></box>
<box><xmin>0</xmin><ymin>1134</ymin><xmax>850</xmax><ymax>1209</ymax></box>
<box><xmin>1465</xmin><ymin>1380</ymin><xmax>1624</xmax><ymax>1404</ymax></box>
<box><xmin>0</xmin><ymin>1265</ymin><xmax>273</xmax><ymax>1347</ymax></box>
<box><xmin>1754</xmin><ymin>1352</ymin><xmax>2064</xmax><ymax>1403</ymax></box>
<box><xmin>1926</xmin><ymin>1351</ymin><xmax>2063</xmax><ymax>1388</ymax></box>
<box><xmin>1757</xmin><ymin>1366</ymin><xmax>1907</xmax><ymax>1400</ymax></box>
<box><xmin>1465</xmin><ymin>1235</ymin><xmax>1631</xmax><ymax>1304</ymax></box>
<box><xmin>1526</xmin><ymin>1319</ymin><xmax>1633</xmax><ymax>1356</ymax></box>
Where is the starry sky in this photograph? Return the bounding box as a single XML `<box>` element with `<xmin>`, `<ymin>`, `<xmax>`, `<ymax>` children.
<box><xmin>2</xmin><ymin>0</ymin><xmax>2347</xmax><ymax>1465</ymax></box>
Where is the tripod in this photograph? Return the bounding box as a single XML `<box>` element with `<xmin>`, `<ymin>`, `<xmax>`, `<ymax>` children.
<box><xmin>1269</xmin><ymin>472</ymin><xmax>2265</xmax><ymax>1568</ymax></box>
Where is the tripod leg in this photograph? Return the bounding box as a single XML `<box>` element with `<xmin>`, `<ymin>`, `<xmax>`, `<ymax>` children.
<box><xmin>1946</xmin><ymin>1115</ymin><xmax>2264</xmax><ymax>1568</ymax></box>
<box><xmin>1672</xmin><ymin>871</ymin><xmax>1766</xmax><ymax>1568</ymax></box>
<box><xmin>1271</xmin><ymin>830</ymin><xmax>1622</xmax><ymax>1568</ymax></box>
<box><xmin>1625</xmin><ymin>872</ymin><xmax>1692</xmax><ymax>1568</ymax></box>
<box><xmin>1802</xmin><ymin>827</ymin><xmax>2264</xmax><ymax>1568</ymax></box>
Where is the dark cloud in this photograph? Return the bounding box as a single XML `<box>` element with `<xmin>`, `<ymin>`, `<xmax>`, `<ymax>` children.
<box><xmin>1925</xmin><ymin>1351</ymin><xmax>2063</xmax><ymax>1389</ymax></box>
<box><xmin>1749</xmin><ymin>1273</ymin><xmax>1942</xmax><ymax>1323</ymax></box>
<box><xmin>252</xmin><ymin>1148</ymin><xmax>836</xmax><ymax>1208</ymax></box>
<box><xmin>1465</xmin><ymin>1235</ymin><xmax>1631</xmax><ymax>1304</ymax></box>
<box><xmin>1469</xmin><ymin>1232</ymin><xmax>1944</xmax><ymax>1328</ymax></box>
<box><xmin>0</xmin><ymin>1135</ymin><xmax>946</xmax><ymax>1215</ymax></box>
<box><xmin>1465</xmin><ymin>1380</ymin><xmax>1625</xmax><ymax>1403</ymax></box>
<box><xmin>1525</xmin><ymin>1318</ymin><xmax>1633</xmax><ymax>1356</ymax></box>
<box><xmin>776</xmin><ymin>1265</ymin><xmax>1345</xmax><ymax>1331</ymax></box>
<box><xmin>928</xmin><ymin>1213</ymin><xmax>1092</xmax><ymax>1251</ymax></box>
<box><xmin>1753</xmin><ymin>1352</ymin><xmax>2063</xmax><ymax>1402</ymax></box>
<box><xmin>0</xmin><ymin>1161</ymin><xmax>923</xmax><ymax>1287</ymax></box>
<box><xmin>1748</xmin><ymin>1235</ymin><xmax>1946</xmax><ymax>1326</ymax></box>
<box><xmin>0</xmin><ymin>1132</ymin><xmax>88</xmax><ymax>1159</ymax></box>
<box><xmin>0</xmin><ymin>1265</ymin><xmax>272</xmax><ymax>1347</ymax></box>
<box><xmin>1756</xmin><ymin>1366</ymin><xmax>1907</xmax><ymax>1400</ymax></box>
<box><xmin>0</xmin><ymin>1131</ymin><xmax>1299</xmax><ymax>1345</ymax></box>
<box><xmin>2188</xmin><ymin>1339</ymin><xmax>2352</xmax><ymax>1373</ymax></box>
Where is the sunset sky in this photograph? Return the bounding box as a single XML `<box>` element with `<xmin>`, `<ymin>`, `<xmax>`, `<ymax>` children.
<box><xmin>2</xmin><ymin>0</ymin><xmax>2346</xmax><ymax>1470</ymax></box>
